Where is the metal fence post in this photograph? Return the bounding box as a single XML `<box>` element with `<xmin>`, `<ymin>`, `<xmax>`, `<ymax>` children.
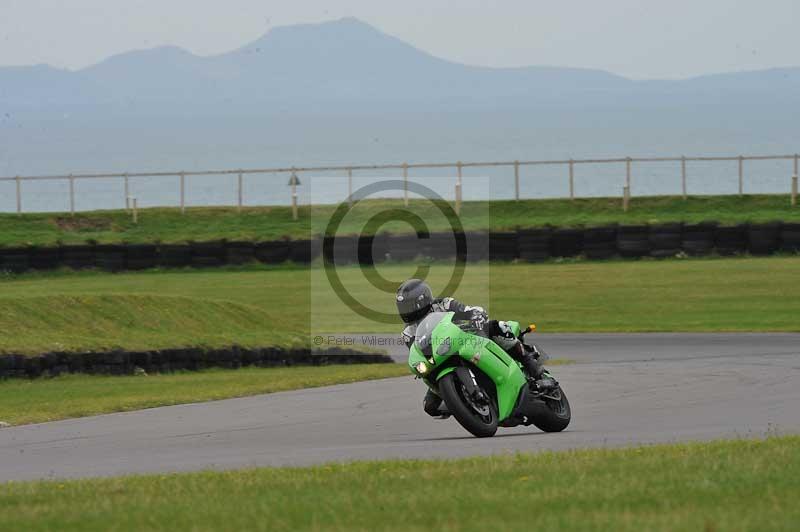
<box><xmin>237</xmin><ymin>172</ymin><xmax>243</xmax><ymax>211</ymax></box>
<box><xmin>625</xmin><ymin>157</ymin><xmax>632</xmax><ymax>192</ymax></box>
<box><xmin>738</xmin><ymin>156</ymin><xmax>744</xmax><ymax>195</ymax></box>
<box><xmin>569</xmin><ymin>159</ymin><xmax>575</xmax><ymax>200</ymax></box>
<box><xmin>180</xmin><ymin>172</ymin><xmax>185</xmax><ymax>214</ymax></box>
<box><xmin>792</xmin><ymin>154</ymin><xmax>798</xmax><ymax>207</ymax></box>
<box><xmin>623</xmin><ymin>157</ymin><xmax>632</xmax><ymax>212</ymax></box>
<box><xmin>15</xmin><ymin>175</ymin><xmax>21</xmax><ymax>214</ymax></box>
<box><xmin>124</xmin><ymin>173</ymin><xmax>130</xmax><ymax>211</ymax></box>
<box><xmin>403</xmin><ymin>163</ymin><xmax>409</xmax><ymax>207</ymax></box>
<box><xmin>132</xmin><ymin>198</ymin><xmax>138</xmax><ymax>224</ymax></box>
<box><xmin>69</xmin><ymin>174</ymin><xmax>75</xmax><ymax>216</ymax></box>
<box><xmin>514</xmin><ymin>160</ymin><xmax>520</xmax><ymax>201</ymax></box>
<box><xmin>291</xmin><ymin>168</ymin><xmax>298</xmax><ymax>221</ymax></box>
<box><xmin>455</xmin><ymin>161</ymin><xmax>463</xmax><ymax>215</ymax></box>
<box><xmin>681</xmin><ymin>156</ymin><xmax>687</xmax><ymax>200</ymax></box>
<box><xmin>347</xmin><ymin>167</ymin><xmax>353</xmax><ymax>206</ymax></box>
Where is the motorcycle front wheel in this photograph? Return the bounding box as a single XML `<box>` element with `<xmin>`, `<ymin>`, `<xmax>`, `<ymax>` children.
<box><xmin>438</xmin><ymin>372</ymin><xmax>498</xmax><ymax>438</ymax></box>
<box><xmin>530</xmin><ymin>386</ymin><xmax>571</xmax><ymax>433</ymax></box>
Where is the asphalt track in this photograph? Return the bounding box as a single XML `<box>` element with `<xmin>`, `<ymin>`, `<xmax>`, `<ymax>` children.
<box><xmin>1</xmin><ymin>333</ymin><xmax>799</xmax><ymax>482</ymax></box>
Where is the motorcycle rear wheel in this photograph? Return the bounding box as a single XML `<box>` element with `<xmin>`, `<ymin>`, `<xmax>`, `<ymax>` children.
<box><xmin>439</xmin><ymin>372</ymin><xmax>498</xmax><ymax>438</ymax></box>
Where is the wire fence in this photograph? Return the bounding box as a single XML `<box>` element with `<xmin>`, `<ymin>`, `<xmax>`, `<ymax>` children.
<box><xmin>1</xmin><ymin>153</ymin><xmax>798</xmax><ymax>215</ymax></box>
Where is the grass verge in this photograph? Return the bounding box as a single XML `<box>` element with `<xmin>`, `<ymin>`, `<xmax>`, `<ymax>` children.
<box><xmin>1</xmin><ymin>194</ymin><xmax>798</xmax><ymax>246</ymax></box>
<box><xmin>0</xmin><ymin>364</ymin><xmax>407</xmax><ymax>426</ymax></box>
<box><xmin>1</xmin><ymin>256</ymin><xmax>798</xmax><ymax>356</ymax></box>
<box><xmin>0</xmin><ymin>293</ymin><xmax>301</xmax><ymax>354</ymax></box>
<box><xmin>1</xmin><ymin>436</ymin><xmax>797</xmax><ymax>531</ymax></box>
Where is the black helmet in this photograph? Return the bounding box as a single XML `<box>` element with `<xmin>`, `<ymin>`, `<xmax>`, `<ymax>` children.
<box><xmin>396</xmin><ymin>279</ymin><xmax>433</xmax><ymax>324</ymax></box>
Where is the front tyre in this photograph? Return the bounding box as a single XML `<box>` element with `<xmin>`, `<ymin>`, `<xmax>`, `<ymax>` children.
<box><xmin>530</xmin><ymin>387</ymin><xmax>571</xmax><ymax>433</ymax></box>
<box><xmin>438</xmin><ymin>372</ymin><xmax>498</xmax><ymax>438</ymax></box>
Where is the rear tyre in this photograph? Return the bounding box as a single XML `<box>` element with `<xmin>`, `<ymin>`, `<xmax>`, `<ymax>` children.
<box><xmin>530</xmin><ymin>387</ymin><xmax>571</xmax><ymax>433</ymax></box>
<box><xmin>439</xmin><ymin>372</ymin><xmax>498</xmax><ymax>438</ymax></box>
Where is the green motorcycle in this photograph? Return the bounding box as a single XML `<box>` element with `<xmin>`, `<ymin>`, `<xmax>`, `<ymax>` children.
<box><xmin>408</xmin><ymin>311</ymin><xmax>571</xmax><ymax>438</ymax></box>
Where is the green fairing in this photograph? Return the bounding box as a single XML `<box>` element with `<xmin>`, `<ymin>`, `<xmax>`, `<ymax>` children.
<box><xmin>407</xmin><ymin>313</ymin><xmax>527</xmax><ymax>421</ymax></box>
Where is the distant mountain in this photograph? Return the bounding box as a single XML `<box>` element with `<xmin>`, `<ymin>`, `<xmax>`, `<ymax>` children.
<box><xmin>4</xmin><ymin>17</ymin><xmax>797</xmax><ymax>114</ymax></box>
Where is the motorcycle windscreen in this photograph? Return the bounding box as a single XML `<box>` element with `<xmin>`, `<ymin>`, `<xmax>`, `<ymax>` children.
<box><xmin>414</xmin><ymin>312</ymin><xmax>449</xmax><ymax>358</ymax></box>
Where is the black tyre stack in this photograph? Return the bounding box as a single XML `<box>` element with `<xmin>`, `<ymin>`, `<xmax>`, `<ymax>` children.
<box><xmin>422</xmin><ymin>232</ymin><xmax>458</xmax><ymax>261</ymax></box>
<box><xmin>28</xmin><ymin>246</ymin><xmax>60</xmax><ymax>271</ymax></box>
<box><xmin>617</xmin><ymin>226</ymin><xmax>650</xmax><ymax>258</ymax></box>
<box><xmin>780</xmin><ymin>223</ymin><xmax>800</xmax><ymax>253</ymax></box>
<box><xmin>126</xmin><ymin>244</ymin><xmax>158</xmax><ymax>270</ymax></box>
<box><xmin>649</xmin><ymin>223</ymin><xmax>683</xmax><ymax>259</ymax></box>
<box><xmin>682</xmin><ymin>223</ymin><xmax>716</xmax><ymax>256</ymax></box>
<box><xmin>255</xmin><ymin>240</ymin><xmax>290</xmax><ymax>264</ymax></box>
<box><xmin>465</xmin><ymin>231</ymin><xmax>490</xmax><ymax>262</ymax></box>
<box><xmin>385</xmin><ymin>234</ymin><xmax>421</xmax><ymax>262</ymax></box>
<box><xmin>158</xmin><ymin>244</ymin><xmax>192</xmax><ymax>268</ymax></box>
<box><xmin>357</xmin><ymin>234</ymin><xmax>378</xmax><ymax>265</ymax></box>
<box><xmin>0</xmin><ymin>247</ymin><xmax>30</xmax><ymax>273</ymax></box>
<box><xmin>288</xmin><ymin>239</ymin><xmax>317</xmax><ymax>264</ymax></box>
<box><xmin>190</xmin><ymin>241</ymin><xmax>226</xmax><ymax>268</ymax></box>
<box><xmin>550</xmin><ymin>228</ymin><xmax>583</xmax><ymax>258</ymax></box>
<box><xmin>489</xmin><ymin>231</ymin><xmax>518</xmax><ymax>261</ymax></box>
<box><xmin>715</xmin><ymin>225</ymin><xmax>747</xmax><ymax>256</ymax></box>
<box><xmin>517</xmin><ymin>228</ymin><xmax>551</xmax><ymax>262</ymax></box>
<box><xmin>61</xmin><ymin>244</ymin><xmax>95</xmax><ymax>270</ymax></box>
<box><xmin>94</xmin><ymin>244</ymin><xmax>126</xmax><ymax>271</ymax></box>
<box><xmin>225</xmin><ymin>241</ymin><xmax>256</xmax><ymax>265</ymax></box>
<box><xmin>582</xmin><ymin>226</ymin><xmax>617</xmax><ymax>260</ymax></box>
<box><xmin>324</xmin><ymin>235</ymin><xmax>358</xmax><ymax>266</ymax></box>
<box><xmin>747</xmin><ymin>223</ymin><xmax>781</xmax><ymax>255</ymax></box>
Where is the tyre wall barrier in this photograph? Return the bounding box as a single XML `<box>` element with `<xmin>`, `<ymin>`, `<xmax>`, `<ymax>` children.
<box><xmin>489</xmin><ymin>232</ymin><xmax>518</xmax><ymax>261</ymax></box>
<box><xmin>715</xmin><ymin>225</ymin><xmax>747</xmax><ymax>256</ymax></box>
<box><xmin>255</xmin><ymin>240</ymin><xmax>290</xmax><ymax>264</ymax></box>
<box><xmin>0</xmin><ymin>347</ymin><xmax>394</xmax><ymax>380</ymax></box>
<box><xmin>226</xmin><ymin>241</ymin><xmax>256</xmax><ymax>265</ymax></box>
<box><xmin>682</xmin><ymin>222</ymin><xmax>717</xmax><ymax>256</ymax></box>
<box><xmin>747</xmin><ymin>222</ymin><xmax>781</xmax><ymax>255</ymax></box>
<box><xmin>190</xmin><ymin>241</ymin><xmax>226</xmax><ymax>267</ymax></box>
<box><xmin>384</xmin><ymin>233</ymin><xmax>422</xmax><ymax>262</ymax></box>
<box><xmin>0</xmin><ymin>222</ymin><xmax>798</xmax><ymax>274</ymax></box>
<box><xmin>518</xmin><ymin>228</ymin><xmax>552</xmax><ymax>262</ymax></box>
<box><xmin>781</xmin><ymin>223</ymin><xmax>800</xmax><ymax>253</ymax></box>
<box><xmin>551</xmin><ymin>228</ymin><xmax>584</xmax><ymax>258</ymax></box>
<box><xmin>649</xmin><ymin>223</ymin><xmax>682</xmax><ymax>259</ymax></box>
<box><xmin>582</xmin><ymin>225</ymin><xmax>617</xmax><ymax>260</ymax></box>
<box><xmin>617</xmin><ymin>225</ymin><xmax>650</xmax><ymax>258</ymax></box>
<box><xmin>126</xmin><ymin>244</ymin><xmax>158</xmax><ymax>270</ymax></box>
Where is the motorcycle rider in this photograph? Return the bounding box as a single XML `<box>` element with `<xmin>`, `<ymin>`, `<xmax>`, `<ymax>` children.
<box><xmin>396</xmin><ymin>278</ymin><xmax>548</xmax><ymax>418</ymax></box>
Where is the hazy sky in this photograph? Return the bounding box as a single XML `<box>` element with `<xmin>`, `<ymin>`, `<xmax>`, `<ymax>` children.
<box><xmin>1</xmin><ymin>1</ymin><xmax>798</xmax><ymax>79</ymax></box>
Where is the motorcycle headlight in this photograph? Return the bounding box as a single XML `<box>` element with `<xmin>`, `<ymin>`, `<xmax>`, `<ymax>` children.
<box><xmin>415</xmin><ymin>361</ymin><xmax>429</xmax><ymax>375</ymax></box>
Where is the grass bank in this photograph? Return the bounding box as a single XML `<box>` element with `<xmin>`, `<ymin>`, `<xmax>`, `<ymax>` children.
<box><xmin>0</xmin><ymin>364</ymin><xmax>407</xmax><ymax>426</ymax></box>
<box><xmin>1</xmin><ymin>195</ymin><xmax>798</xmax><ymax>246</ymax></box>
<box><xmin>0</xmin><ymin>293</ymin><xmax>301</xmax><ymax>355</ymax></box>
<box><xmin>1</xmin><ymin>436</ymin><xmax>797</xmax><ymax>531</ymax></box>
<box><xmin>1</xmin><ymin>257</ymin><xmax>798</xmax><ymax>356</ymax></box>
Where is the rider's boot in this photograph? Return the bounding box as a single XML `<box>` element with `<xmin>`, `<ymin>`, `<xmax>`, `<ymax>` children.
<box><xmin>519</xmin><ymin>343</ymin><xmax>557</xmax><ymax>391</ymax></box>
<box><xmin>513</xmin><ymin>341</ymin><xmax>544</xmax><ymax>379</ymax></box>
<box><xmin>522</xmin><ymin>352</ymin><xmax>544</xmax><ymax>379</ymax></box>
<box><xmin>423</xmin><ymin>389</ymin><xmax>450</xmax><ymax>419</ymax></box>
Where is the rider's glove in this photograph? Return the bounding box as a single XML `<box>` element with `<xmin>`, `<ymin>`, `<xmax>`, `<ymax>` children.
<box><xmin>467</xmin><ymin>307</ymin><xmax>488</xmax><ymax>330</ymax></box>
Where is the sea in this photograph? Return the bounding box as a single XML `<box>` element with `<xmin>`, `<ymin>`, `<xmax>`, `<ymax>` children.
<box><xmin>1</xmin><ymin>107</ymin><xmax>798</xmax><ymax>213</ymax></box>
